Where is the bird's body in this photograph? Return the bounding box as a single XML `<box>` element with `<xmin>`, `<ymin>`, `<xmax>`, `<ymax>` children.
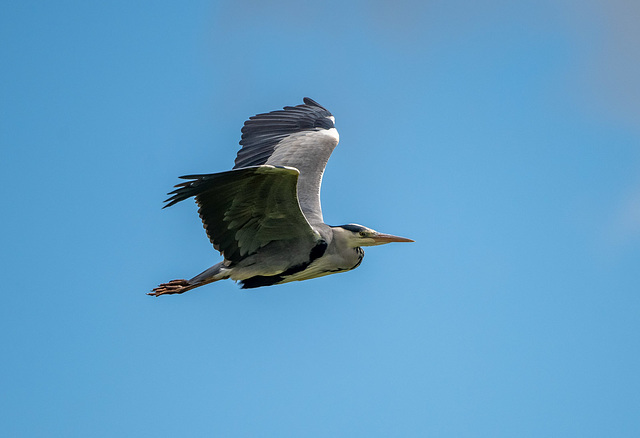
<box><xmin>151</xmin><ymin>98</ymin><xmax>412</xmax><ymax>296</ymax></box>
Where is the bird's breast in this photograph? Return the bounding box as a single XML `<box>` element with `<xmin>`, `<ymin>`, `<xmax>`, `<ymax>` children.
<box><xmin>279</xmin><ymin>247</ymin><xmax>364</xmax><ymax>283</ymax></box>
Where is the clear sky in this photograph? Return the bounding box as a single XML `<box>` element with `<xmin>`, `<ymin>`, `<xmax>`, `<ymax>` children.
<box><xmin>2</xmin><ymin>1</ymin><xmax>639</xmax><ymax>436</ymax></box>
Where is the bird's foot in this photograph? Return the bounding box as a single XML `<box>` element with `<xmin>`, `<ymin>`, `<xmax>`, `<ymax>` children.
<box><xmin>148</xmin><ymin>279</ymin><xmax>191</xmax><ymax>297</ymax></box>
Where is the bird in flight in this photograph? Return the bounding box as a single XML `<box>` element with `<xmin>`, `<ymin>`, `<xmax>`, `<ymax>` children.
<box><xmin>150</xmin><ymin>98</ymin><xmax>413</xmax><ymax>296</ymax></box>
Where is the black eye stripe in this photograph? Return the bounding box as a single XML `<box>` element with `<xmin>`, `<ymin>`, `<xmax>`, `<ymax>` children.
<box><xmin>337</xmin><ymin>224</ymin><xmax>366</xmax><ymax>233</ymax></box>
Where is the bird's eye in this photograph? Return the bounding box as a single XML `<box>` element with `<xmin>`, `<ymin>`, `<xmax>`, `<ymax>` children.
<box><xmin>359</xmin><ymin>231</ymin><xmax>367</xmax><ymax>237</ymax></box>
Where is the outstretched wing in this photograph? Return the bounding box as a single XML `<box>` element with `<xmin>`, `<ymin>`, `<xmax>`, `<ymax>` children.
<box><xmin>234</xmin><ymin>97</ymin><xmax>339</xmax><ymax>225</ymax></box>
<box><xmin>164</xmin><ymin>165</ymin><xmax>319</xmax><ymax>263</ymax></box>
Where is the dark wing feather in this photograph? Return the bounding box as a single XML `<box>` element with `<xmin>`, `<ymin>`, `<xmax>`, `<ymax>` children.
<box><xmin>164</xmin><ymin>165</ymin><xmax>318</xmax><ymax>263</ymax></box>
<box><xmin>234</xmin><ymin>97</ymin><xmax>334</xmax><ymax>169</ymax></box>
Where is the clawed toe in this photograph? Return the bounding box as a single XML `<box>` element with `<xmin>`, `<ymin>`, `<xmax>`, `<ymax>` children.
<box><xmin>148</xmin><ymin>279</ymin><xmax>191</xmax><ymax>297</ymax></box>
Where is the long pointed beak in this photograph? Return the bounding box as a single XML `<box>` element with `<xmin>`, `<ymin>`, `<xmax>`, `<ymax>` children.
<box><xmin>372</xmin><ymin>233</ymin><xmax>415</xmax><ymax>244</ymax></box>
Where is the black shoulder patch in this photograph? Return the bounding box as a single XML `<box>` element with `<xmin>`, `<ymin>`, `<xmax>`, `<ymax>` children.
<box><xmin>309</xmin><ymin>240</ymin><xmax>327</xmax><ymax>261</ymax></box>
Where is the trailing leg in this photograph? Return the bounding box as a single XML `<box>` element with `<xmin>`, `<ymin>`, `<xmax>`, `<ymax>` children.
<box><xmin>149</xmin><ymin>262</ymin><xmax>229</xmax><ymax>297</ymax></box>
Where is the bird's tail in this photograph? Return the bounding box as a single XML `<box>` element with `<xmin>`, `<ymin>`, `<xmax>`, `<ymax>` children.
<box><xmin>148</xmin><ymin>262</ymin><xmax>230</xmax><ymax>297</ymax></box>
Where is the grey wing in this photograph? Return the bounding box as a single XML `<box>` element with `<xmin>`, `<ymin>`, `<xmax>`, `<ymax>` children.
<box><xmin>234</xmin><ymin>97</ymin><xmax>340</xmax><ymax>225</ymax></box>
<box><xmin>164</xmin><ymin>165</ymin><xmax>319</xmax><ymax>264</ymax></box>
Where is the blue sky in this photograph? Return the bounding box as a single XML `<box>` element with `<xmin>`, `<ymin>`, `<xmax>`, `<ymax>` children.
<box><xmin>2</xmin><ymin>1</ymin><xmax>639</xmax><ymax>436</ymax></box>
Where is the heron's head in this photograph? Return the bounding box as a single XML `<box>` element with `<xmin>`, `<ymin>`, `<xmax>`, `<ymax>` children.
<box><xmin>335</xmin><ymin>224</ymin><xmax>414</xmax><ymax>248</ymax></box>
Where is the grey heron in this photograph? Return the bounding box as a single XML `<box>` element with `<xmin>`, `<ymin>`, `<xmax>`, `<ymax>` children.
<box><xmin>150</xmin><ymin>98</ymin><xmax>413</xmax><ymax>296</ymax></box>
